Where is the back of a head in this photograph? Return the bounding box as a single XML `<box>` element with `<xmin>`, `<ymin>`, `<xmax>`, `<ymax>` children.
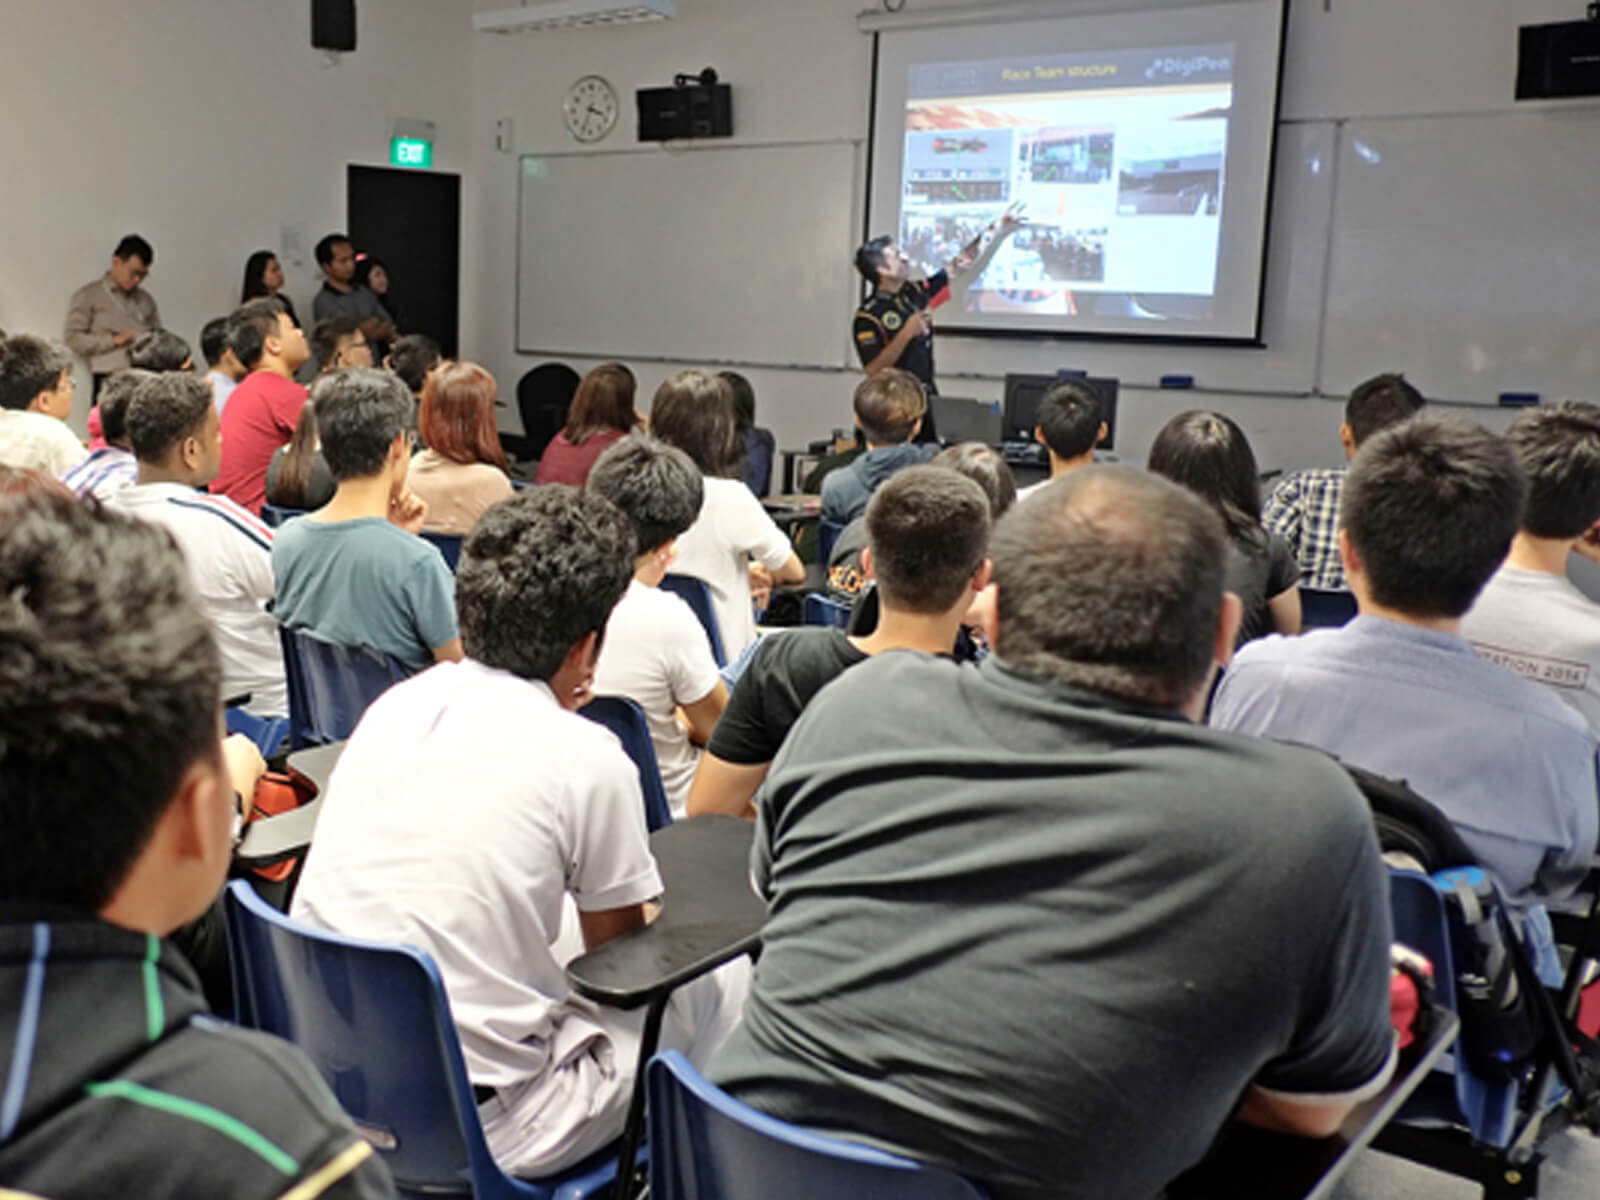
<box><xmin>97</xmin><ymin>368</ymin><xmax>156</xmax><ymax>446</ymax></box>
<box><xmin>866</xmin><ymin>464</ymin><xmax>991</xmax><ymax>615</ymax></box>
<box><xmin>311</xmin><ymin>317</ymin><xmax>360</xmax><ymax>373</ymax></box>
<box><xmin>312</xmin><ymin>367</ymin><xmax>414</xmax><ymax>482</ymax></box>
<box><xmin>1146</xmin><ymin>410</ymin><xmax>1262</xmax><ymax>540</ymax></box>
<box><xmin>1508</xmin><ymin>401</ymin><xmax>1600</xmax><ymax>540</ymax></box>
<box><xmin>126</xmin><ymin>373</ymin><xmax>212</xmax><ymax>464</ymax></box>
<box><xmin>931</xmin><ymin>441</ymin><xmax>1018</xmax><ymax>518</ymax></box>
<box><xmin>457</xmin><ymin>487</ymin><xmax>636</xmax><ymax>682</ymax></box>
<box><xmin>388</xmin><ymin>334</ymin><xmax>441</xmax><ymax>395</ymax></box>
<box><xmin>651</xmin><ymin>369</ymin><xmax>738</xmax><ymax>476</ymax></box>
<box><xmin>853</xmin><ymin>368</ymin><xmax>927</xmax><ymax>445</ymax></box>
<box><xmin>0</xmin><ymin>489</ymin><xmax>219</xmax><ymax>909</ymax></box>
<box><xmin>227</xmin><ymin>297</ymin><xmax>286</xmax><ymax>372</ymax></box>
<box><xmin>564</xmin><ymin>362</ymin><xmax>637</xmax><ymax>443</ymax></box>
<box><xmin>1345</xmin><ymin>373</ymin><xmax>1426</xmax><ymax>447</ymax></box>
<box><xmin>1035</xmin><ymin>379</ymin><xmax>1102</xmax><ymax>460</ymax></box>
<box><xmin>721</xmin><ymin>371</ymin><xmax>756</xmax><ymax>433</ymax></box>
<box><xmin>1341</xmin><ymin>415</ymin><xmax>1526</xmax><ymax>618</ymax></box>
<box><xmin>113</xmin><ymin>233</ymin><xmax>153</xmax><ymax>265</ymax></box>
<box><xmin>990</xmin><ymin>465</ymin><xmax>1228</xmax><ymax>708</ymax></box>
<box><xmin>200</xmin><ymin>316</ymin><xmax>231</xmax><ymax>369</ymax></box>
<box><xmin>0</xmin><ymin>335</ymin><xmax>71</xmax><ymax>412</ymax></box>
<box><xmin>420</xmin><ymin>361</ymin><xmax>510</xmax><ymax>470</ymax></box>
<box><xmin>586</xmin><ymin>433</ymin><xmax>704</xmax><ymax>555</ymax></box>
<box><xmin>129</xmin><ymin>328</ymin><xmax>191</xmax><ymax>372</ymax></box>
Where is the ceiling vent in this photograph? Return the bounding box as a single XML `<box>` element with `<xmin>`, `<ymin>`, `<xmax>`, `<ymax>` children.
<box><xmin>474</xmin><ymin>0</ymin><xmax>674</xmax><ymax>33</ymax></box>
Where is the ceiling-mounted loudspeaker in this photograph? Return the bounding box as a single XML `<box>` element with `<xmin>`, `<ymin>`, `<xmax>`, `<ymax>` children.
<box><xmin>312</xmin><ymin>0</ymin><xmax>357</xmax><ymax>52</ymax></box>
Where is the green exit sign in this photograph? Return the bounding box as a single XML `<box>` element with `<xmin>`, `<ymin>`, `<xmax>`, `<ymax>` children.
<box><xmin>389</xmin><ymin>136</ymin><xmax>433</xmax><ymax>169</ymax></box>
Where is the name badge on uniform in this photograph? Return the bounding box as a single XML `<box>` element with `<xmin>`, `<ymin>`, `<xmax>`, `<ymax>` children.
<box><xmin>883</xmin><ymin>311</ymin><xmax>902</xmax><ymax>332</ymax></box>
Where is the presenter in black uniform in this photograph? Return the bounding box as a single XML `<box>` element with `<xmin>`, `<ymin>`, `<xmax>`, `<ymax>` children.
<box><xmin>852</xmin><ymin>205</ymin><xmax>1022</xmax><ymax>443</ymax></box>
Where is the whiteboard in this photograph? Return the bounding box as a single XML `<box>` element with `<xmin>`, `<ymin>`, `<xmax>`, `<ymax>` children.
<box><xmin>1321</xmin><ymin>110</ymin><xmax>1600</xmax><ymax>404</ymax></box>
<box><xmin>516</xmin><ymin>142</ymin><xmax>861</xmax><ymax>370</ymax></box>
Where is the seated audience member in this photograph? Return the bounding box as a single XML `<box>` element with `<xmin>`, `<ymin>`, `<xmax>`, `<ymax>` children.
<box><xmin>110</xmin><ymin>372</ymin><xmax>286</xmax><ymax>716</ymax></box>
<box><xmin>241</xmin><ymin>248</ymin><xmax>301</xmax><ymax>329</ymax></box>
<box><xmin>266</xmin><ymin>397</ymin><xmax>337</xmax><ymax>512</ymax></box>
<box><xmin>311</xmin><ymin>233</ymin><xmax>396</xmax><ymax>349</ymax></box>
<box><xmin>272</xmin><ymin>368</ymin><xmax>461</xmax><ymax>671</ymax></box>
<box><xmin>0</xmin><ymin>334</ymin><xmax>85</xmax><ymax>474</ymax></box>
<box><xmin>722</xmin><ymin>370</ymin><xmax>775</xmax><ymax>498</ymax></box>
<box><xmin>1264</xmin><ymin>372</ymin><xmax>1425</xmax><ymax>589</ymax></box>
<box><xmin>200</xmin><ymin>315</ymin><xmax>246</xmax><ymax>413</ymax></box>
<box><xmin>653</xmin><ymin>369</ymin><xmax>804</xmax><ymax>656</ymax></box>
<box><xmin>711</xmin><ymin>465</ymin><xmax>1397</xmax><ymax>1200</ymax></box>
<box><xmin>385</xmin><ymin>333</ymin><xmax>441</xmax><ymax>406</ymax></box>
<box><xmin>690</xmin><ymin>465</ymin><xmax>992</xmax><ymax>819</ymax></box>
<box><xmin>353</xmin><ymin>255</ymin><xmax>398</xmax><ymax>363</ymax></box>
<box><xmin>1212</xmin><ymin>416</ymin><xmax>1599</xmax><ymax>906</ymax></box>
<box><xmin>1016</xmin><ymin>377</ymin><xmax>1105</xmax><ymax>502</ymax></box>
<box><xmin>1148</xmin><ymin>411</ymin><xmax>1300</xmax><ymax>644</ymax></box>
<box><xmin>535</xmin><ymin>362</ymin><xmax>640</xmax><ymax>487</ymax></box>
<box><xmin>0</xmin><ymin>489</ymin><xmax>394</xmax><ymax>1198</ymax></box>
<box><xmin>61</xmin><ymin>368</ymin><xmax>147</xmax><ymax>501</ymax></box>
<box><xmin>587</xmin><ymin>435</ymin><xmax>726</xmax><ymax>817</ymax></box>
<box><xmin>292</xmin><ymin>486</ymin><xmax>746</xmax><ymax>1177</ymax></box>
<box><xmin>310</xmin><ymin>317</ymin><xmax>372</xmax><ymax>375</ymax></box>
<box><xmin>408</xmin><ymin>362</ymin><xmax>514</xmax><ymax>535</ymax></box>
<box><xmin>819</xmin><ymin>369</ymin><xmax>933</xmax><ymax>524</ymax></box>
<box><xmin>1463</xmin><ymin>401</ymin><xmax>1600</xmax><ymax>732</ymax></box>
<box><xmin>211</xmin><ymin>299</ymin><xmax>310</xmax><ymax>514</ymax></box>
<box><xmin>129</xmin><ymin>328</ymin><xmax>192</xmax><ymax>373</ymax></box>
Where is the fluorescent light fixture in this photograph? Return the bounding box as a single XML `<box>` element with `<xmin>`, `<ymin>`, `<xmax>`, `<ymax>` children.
<box><xmin>474</xmin><ymin>0</ymin><xmax>674</xmax><ymax>33</ymax></box>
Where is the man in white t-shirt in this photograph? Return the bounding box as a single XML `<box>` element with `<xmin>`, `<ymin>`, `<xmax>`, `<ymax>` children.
<box><xmin>1464</xmin><ymin>401</ymin><xmax>1600</xmax><ymax>732</ymax></box>
<box><xmin>0</xmin><ymin>334</ymin><xmax>87</xmax><ymax>475</ymax></box>
<box><xmin>106</xmin><ymin>372</ymin><xmax>287</xmax><ymax>717</ymax></box>
<box><xmin>587</xmin><ymin>435</ymin><xmax>727</xmax><ymax>817</ymax></box>
<box><xmin>292</xmin><ymin>486</ymin><xmax>747</xmax><ymax>1178</ymax></box>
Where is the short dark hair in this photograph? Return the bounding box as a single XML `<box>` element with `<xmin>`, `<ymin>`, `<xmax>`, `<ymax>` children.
<box><xmin>855</xmin><ymin>235</ymin><xmax>892</xmax><ymax>283</ymax></box>
<box><xmin>200</xmin><ymin>316</ymin><xmax>231</xmax><ymax>368</ymax></box>
<box><xmin>1036</xmin><ymin>379</ymin><xmax>1102</xmax><ymax>459</ymax></box>
<box><xmin>866</xmin><ymin>465</ymin><xmax>991</xmax><ymax>614</ymax></box>
<box><xmin>456</xmin><ymin>487</ymin><xmax>635</xmax><ymax>682</ymax></box>
<box><xmin>853</xmin><ymin>369</ymin><xmax>926</xmax><ymax>444</ymax></box>
<box><xmin>311</xmin><ymin>317</ymin><xmax>360</xmax><ymax>371</ymax></box>
<box><xmin>651</xmin><ymin>370</ymin><xmax>739</xmax><ymax>476</ymax></box>
<box><xmin>387</xmin><ymin>334</ymin><xmax>441</xmax><ymax>395</ymax></box>
<box><xmin>585</xmin><ymin>433</ymin><xmax>704</xmax><ymax>555</ymax></box>
<box><xmin>1341</xmin><ymin>415</ymin><xmax>1526</xmax><ymax>618</ymax></box>
<box><xmin>1346</xmin><ymin>373</ymin><xmax>1425</xmax><ymax>447</ymax></box>
<box><xmin>129</xmin><ymin>329</ymin><xmax>191</xmax><ymax>372</ymax></box>
<box><xmin>1146</xmin><ymin>410</ymin><xmax>1264</xmax><ymax>543</ymax></box>
<box><xmin>96</xmin><ymin>369</ymin><xmax>155</xmax><ymax>446</ymax></box>
<box><xmin>931</xmin><ymin>441</ymin><xmax>1017</xmax><ymax>518</ymax></box>
<box><xmin>113</xmin><ymin>234</ymin><xmax>153</xmax><ymax>264</ymax></box>
<box><xmin>0</xmin><ymin>335</ymin><xmax>72</xmax><ymax>411</ymax></box>
<box><xmin>1507</xmin><ymin>402</ymin><xmax>1600</xmax><ymax>540</ymax></box>
<box><xmin>314</xmin><ymin>233</ymin><xmax>350</xmax><ymax>267</ymax></box>
<box><xmin>990</xmin><ymin>465</ymin><xmax>1228</xmax><ymax>708</ymax></box>
<box><xmin>312</xmin><ymin>367</ymin><xmax>413</xmax><ymax>481</ymax></box>
<box><xmin>0</xmin><ymin>490</ymin><xmax>220</xmax><ymax>909</ymax></box>
<box><xmin>126</xmin><ymin>373</ymin><xmax>212</xmax><ymax>463</ymax></box>
<box><xmin>227</xmin><ymin>298</ymin><xmax>287</xmax><ymax>371</ymax></box>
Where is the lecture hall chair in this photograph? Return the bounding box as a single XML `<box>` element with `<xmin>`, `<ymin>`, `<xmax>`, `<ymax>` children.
<box><xmin>660</xmin><ymin>573</ymin><xmax>728</xmax><ymax>668</ymax></box>
<box><xmin>279</xmin><ymin>626</ymin><xmax>409</xmax><ymax>750</ymax></box>
<box><xmin>580</xmin><ymin>695</ymin><xmax>673</xmax><ymax>831</ymax></box>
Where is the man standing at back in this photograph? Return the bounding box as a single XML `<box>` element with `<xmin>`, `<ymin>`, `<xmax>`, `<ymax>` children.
<box><xmin>211</xmin><ymin>298</ymin><xmax>310</xmax><ymax>514</ymax></box>
<box><xmin>64</xmin><ymin>235</ymin><xmax>161</xmax><ymax>394</ymax></box>
<box><xmin>712</xmin><ymin>467</ymin><xmax>1396</xmax><ymax>1200</ymax></box>
<box><xmin>311</xmin><ymin>233</ymin><xmax>397</xmax><ymax>350</ymax></box>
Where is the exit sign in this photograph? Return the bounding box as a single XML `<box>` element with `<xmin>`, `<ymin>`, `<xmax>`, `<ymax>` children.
<box><xmin>390</xmin><ymin>136</ymin><xmax>433</xmax><ymax>168</ymax></box>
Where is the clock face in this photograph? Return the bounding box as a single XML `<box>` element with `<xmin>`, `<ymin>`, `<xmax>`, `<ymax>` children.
<box><xmin>564</xmin><ymin>75</ymin><xmax>618</xmax><ymax>143</ymax></box>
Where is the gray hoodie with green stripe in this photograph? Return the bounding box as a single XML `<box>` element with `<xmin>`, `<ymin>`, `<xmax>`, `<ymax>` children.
<box><xmin>0</xmin><ymin>911</ymin><xmax>394</xmax><ymax>1199</ymax></box>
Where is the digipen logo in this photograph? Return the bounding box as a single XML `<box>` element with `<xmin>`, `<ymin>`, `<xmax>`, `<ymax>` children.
<box><xmin>1144</xmin><ymin>54</ymin><xmax>1231</xmax><ymax>80</ymax></box>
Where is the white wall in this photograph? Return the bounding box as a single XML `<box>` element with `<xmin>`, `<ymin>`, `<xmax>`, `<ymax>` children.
<box><xmin>464</xmin><ymin>0</ymin><xmax>1577</xmax><ymax>469</ymax></box>
<box><xmin>0</xmin><ymin>0</ymin><xmax>471</xmax><ymax>432</ymax></box>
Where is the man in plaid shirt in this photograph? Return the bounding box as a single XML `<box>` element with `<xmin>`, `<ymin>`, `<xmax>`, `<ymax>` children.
<box><xmin>1264</xmin><ymin>373</ymin><xmax>1425</xmax><ymax>589</ymax></box>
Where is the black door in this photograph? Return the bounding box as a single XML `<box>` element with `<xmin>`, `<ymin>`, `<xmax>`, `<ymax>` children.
<box><xmin>347</xmin><ymin>165</ymin><xmax>460</xmax><ymax>357</ymax></box>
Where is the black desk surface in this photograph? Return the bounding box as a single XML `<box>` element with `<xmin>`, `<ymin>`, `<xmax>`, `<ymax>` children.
<box><xmin>566</xmin><ymin>815</ymin><xmax>765</xmax><ymax>1010</ymax></box>
<box><xmin>1169</xmin><ymin>1007</ymin><xmax>1460</xmax><ymax>1200</ymax></box>
<box><xmin>285</xmin><ymin>742</ymin><xmax>346</xmax><ymax>794</ymax></box>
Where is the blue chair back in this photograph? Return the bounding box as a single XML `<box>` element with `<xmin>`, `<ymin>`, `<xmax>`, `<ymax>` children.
<box><xmin>224</xmin><ymin>705</ymin><xmax>290</xmax><ymax>759</ymax></box>
<box><xmin>261</xmin><ymin>503</ymin><xmax>307</xmax><ymax>528</ymax></box>
<box><xmin>422</xmin><ymin>531</ymin><xmax>464</xmax><ymax>571</ymax></box>
<box><xmin>802</xmin><ymin>593</ymin><xmax>851</xmax><ymax>630</ymax></box>
<box><xmin>581</xmin><ymin>695</ymin><xmax>673</xmax><ymax>830</ymax></box>
<box><xmin>1299</xmin><ymin>586</ymin><xmax>1357</xmax><ymax>629</ymax></box>
<box><xmin>647</xmin><ymin>1050</ymin><xmax>986</xmax><ymax>1200</ymax></box>
<box><xmin>279</xmin><ymin>626</ymin><xmax>409</xmax><ymax>750</ymax></box>
<box><xmin>660</xmin><ymin>574</ymin><xmax>727</xmax><ymax>668</ymax></box>
<box><xmin>222</xmin><ymin>881</ymin><xmax>623</xmax><ymax>1199</ymax></box>
<box><xmin>818</xmin><ymin>520</ymin><xmax>845</xmax><ymax>564</ymax></box>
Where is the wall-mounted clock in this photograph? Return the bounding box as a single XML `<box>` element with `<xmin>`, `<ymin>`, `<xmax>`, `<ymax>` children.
<box><xmin>563</xmin><ymin>75</ymin><xmax>619</xmax><ymax>143</ymax></box>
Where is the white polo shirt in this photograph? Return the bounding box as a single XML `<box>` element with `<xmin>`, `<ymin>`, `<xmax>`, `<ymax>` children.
<box><xmin>672</xmin><ymin>476</ymin><xmax>794</xmax><ymax>656</ymax></box>
<box><xmin>107</xmin><ymin>482</ymin><xmax>286</xmax><ymax>716</ymax></box>
<box><xmin>292</xmin><ymin>659</ymin><xmax>662</xmax><ymax>1092</ymax></box>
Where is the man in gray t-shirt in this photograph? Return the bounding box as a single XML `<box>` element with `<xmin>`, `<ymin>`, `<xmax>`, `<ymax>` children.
<box><xmin>311</xmin><ymin>233</ymin><xmax>397</xmax><ymax>347</ymax></box>
<box><xmin>713</xmin><ymin>467</ymin><xmax>1396</xmax><ymax>1200</ymax></box>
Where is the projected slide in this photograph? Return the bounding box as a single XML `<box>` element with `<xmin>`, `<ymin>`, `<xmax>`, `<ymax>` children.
<box><xmin>899</xmin><ymin>45</ymin><xmax>1234</xmax><ymax>322</ymax></box>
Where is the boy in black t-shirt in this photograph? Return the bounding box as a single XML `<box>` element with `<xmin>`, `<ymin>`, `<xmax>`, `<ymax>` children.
<box><xmin>688</xmin><ymin>465</ymin><xmax>993</xmax><ymax>819</ymax></box>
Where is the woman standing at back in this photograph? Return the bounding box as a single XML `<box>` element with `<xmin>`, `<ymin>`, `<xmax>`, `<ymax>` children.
<box><xmin>1147</xmin><ymin>410</ymin><xmax>1301</xmax><ymax>645</ymax></box>
<box><xmin>407</xmin><ymin>361</ymin><xmax>514</xmax><ymax>535</ymax></box>
<box><xmin>534</xmin><ymin>362</ymin><xmax>640</xmax><ymax>487</ymax></box>
<box><xmin>240</xmin><ymin>250</ymin><xmax>300</xmax><ymax>329</ymax></box>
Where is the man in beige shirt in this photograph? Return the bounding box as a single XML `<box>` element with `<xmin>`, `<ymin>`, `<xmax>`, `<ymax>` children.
<box><xmin>64</xmin><ymin>235</ymin><xmax>161</xmax><ymax>391</ymax></box>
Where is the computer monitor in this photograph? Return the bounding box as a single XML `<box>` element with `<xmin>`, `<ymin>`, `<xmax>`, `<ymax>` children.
<box><xmin>930</xmin><ymin>394</ymin><xmax>1003</xmax><ymax>447</ymax></box>
<box><xmin>1002</xmin><ymin>373</ymin><xmax>1118</xmax><ymax>450</ymax></box>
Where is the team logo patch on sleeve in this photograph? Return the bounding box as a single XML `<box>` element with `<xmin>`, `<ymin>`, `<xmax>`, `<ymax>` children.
<box><xmin>856</xmin><ymin>330</ymin><xmax>877</xmax><ymax>342</ymax></box>
<box><xmin>883</xmin><ymin>311</ymin><xmax>902</xmax><ymax>332</ymax></box>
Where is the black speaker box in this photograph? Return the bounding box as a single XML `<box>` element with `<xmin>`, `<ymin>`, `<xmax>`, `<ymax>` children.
<box><xmin>637</xmin><ymin>83</ymin><xmax>733</xmax><ymax>142</ymax></box>
<box><xmin>1517</xmin><ymin>20</ymin><xmax>1600</xmax><ymax>100</ymax></box>
<box><xmin>312</xmin><ymin>0</ymin><xmax>356</xmax><ymax>53</ymax></box>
